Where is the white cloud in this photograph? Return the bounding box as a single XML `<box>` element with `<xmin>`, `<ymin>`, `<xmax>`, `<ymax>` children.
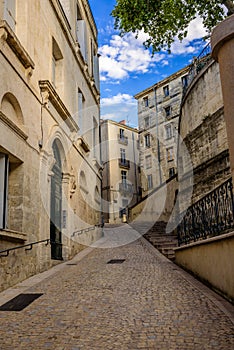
<box><xmin>101</xmin><ymin>93</ymin><xmax>136</xmax><ymax>107</ymax></box>
<box><xmin>99</xmin><ymin>32</ymin><xmax>166</xmax><ymax>81</ymax></box>
<box><xmin>170</xmin><ymin>16</ymin><xmax>207</xmax><ymax>54</ymax></box>
<box><xmin>100</xmin><ymin>93</ymin><xmax>138</xmax><ymax>126</ymax></box>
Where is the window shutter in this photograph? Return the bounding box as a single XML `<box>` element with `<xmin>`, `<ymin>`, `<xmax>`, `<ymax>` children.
<box><xmin>4</xmin><ymin>0</ymin><xmax>16</xmax><ymax>31</ymax></box>
<box><xmin>77</xmin><ymin>20</ymin><xmax>88</xmax><ymax>62</ymax></box>
<box><xmin>93</xmin><ymin>54</ymin><xmax>100</xmax><ymax>91</ymax></box>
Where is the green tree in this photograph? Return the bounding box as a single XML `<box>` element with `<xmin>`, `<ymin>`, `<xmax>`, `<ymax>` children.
<box><xmin>111</xmin><ymin>0</ymin><xmax>234</xmax><ymax>52</ymax></box>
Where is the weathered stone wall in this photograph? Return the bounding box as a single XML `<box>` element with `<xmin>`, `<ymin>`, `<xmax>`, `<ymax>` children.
<box><xmin>179</xmin><ymin>60</ymin><xmax>230</xmax><ymax>208</ymax></box>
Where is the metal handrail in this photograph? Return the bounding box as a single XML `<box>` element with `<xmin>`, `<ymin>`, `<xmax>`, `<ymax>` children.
<box><xmin>0</xmin><ymin>239</ymin><xmax>50</xmax><ymax>257</ymax></box>
<box><xmin>177</xmin><ymin>178</ymin><xmax>234</xmax><ymax>246</ymax></box>
<box><xmin>72</xmin><ymin>224</ymin><xmax>102</xmax><ymax>238</ymax></box>
<box><xmin>183</xmin><ymin>42</ymin><xmax>212</xmax><ymax>97</ymax></box>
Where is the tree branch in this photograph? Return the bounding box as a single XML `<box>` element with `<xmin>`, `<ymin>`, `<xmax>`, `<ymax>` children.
<box><xmin>222</xmin><ymin>0</ymin><xmax>234</xmax><ymax>15</ymax></box>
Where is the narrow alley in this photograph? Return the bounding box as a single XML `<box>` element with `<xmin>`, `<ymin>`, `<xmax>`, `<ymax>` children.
<box><xmin>0</xmin><ymin>225</ymin><xmax>233</xmax><ymax>350</ymax></box>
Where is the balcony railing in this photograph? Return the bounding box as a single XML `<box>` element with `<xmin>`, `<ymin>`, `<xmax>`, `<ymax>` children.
<box><xmin>118</xmin><ymin>135</ymin><xmax>128</xmax><ymax>145</ymax></box>
<box><xmin>119</xmin><ymin>183</ymin><xmax>133</xmax><ymax>195</ymax></box>
<box><xmin>183</xmin><ymin>42</ymin><xmax>212</xmax><ymax>97</ymax></box>
<box><xmin>177</xmin><ymin>178</ymin><xmax>234</xmax><ymax>246</ymax></box>
<box><xmin>119</xmin><ymin>159</ymin><xmax>130</xmax><ymax>169</ymax></box>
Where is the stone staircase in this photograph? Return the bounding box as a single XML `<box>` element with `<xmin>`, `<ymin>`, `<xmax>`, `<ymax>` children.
<box><xmin>143</xmin><ymin>221</ymin><xmax>178</xmax><ymax>260</ymax></box>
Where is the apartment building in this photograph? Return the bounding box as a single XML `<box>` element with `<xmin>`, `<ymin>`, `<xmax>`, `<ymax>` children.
<box><xmin>0</xmin><ymin>0</ymin><xmax>102</xmax><ymax>291</ymax></box>
<box><xmin>135</xmin><ymin>65</ymin><xmax>190</xmax><ymax>196</ymax></box>
<box><xmin>101</xmin><ymin>119</ymin><xmax>140</xmax><ymax>223</ymax></box>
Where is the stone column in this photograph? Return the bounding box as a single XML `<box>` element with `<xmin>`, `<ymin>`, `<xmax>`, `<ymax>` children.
<box><xmin>211</xmin><ymin>15</ymin><xmax>234</xmax><ymax>181</ymax></box>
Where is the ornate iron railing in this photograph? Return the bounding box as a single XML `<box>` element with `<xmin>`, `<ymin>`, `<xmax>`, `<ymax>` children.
<box><xmin>183</xmin><ymin>42</ymin><xmax>212</xmax><ymax>97</ymax></box>
<box><xmin>177</xmin><ymin>178</ymin><xmax>234</xmax><ymax>246</ymax></box>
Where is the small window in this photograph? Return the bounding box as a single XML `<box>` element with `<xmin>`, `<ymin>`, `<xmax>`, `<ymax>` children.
<box><xmin>145</xmin><ymin>155</ymin><xmax>152</xmax><ymax>169</ymax></box>
<box><xmin>78</xmin><ymin>90</ymin><xmax>85</xmax><ymax>135</ymax></box>
<box><xmin>169</xmin><ymin>167</ymin><xmax>175</xmax><ymax>177</ymax></box>
<box><xmin>143</xmin><ymin>97</ymin><xmax>149</xmax><ymax>107</ymax></box>
<box><xmin>147</xmin><ymin>174</ymin><xmax>153</xmax><ymax>189</ymax></box>
<box><xmin>120</xmin><ymin>128</ymin><xmax>124</xmax><ymax>139</ymax></box>
<box><xmin>163</xmin><ymin>85</ymin><xmax>169</xmax><ymax>97</ymax></box>
<box><xmin>120</xmin><ymin>148</ymin><xmax>126</xmax><ymax>162</ymax></box>
<box><xmin>144</xmin><ymin>116</ymin><xmax>150</xmax><ymax>129</ymax></box>
<box><xmin>165</xmin><ymin>106</ymin><xmax>171</xmax><ymax>118</ymax></box>
<box><xmin>165</xmin><ymin>124</ymin><xmax>172</xmax><ymax>139</ymax></box>
<box><xmin>167</xmin><ymin>147</ymin><xmax>174</xmax><ymax>162</ymax></box>
<box><xmin>182</xmin><ymin>75</ymin><xmax>188</xmax><ymax>88</ymax></box>
<box><xmin>52</xmin><ymin>38</ymin><xmax>63</xmax><ymax>89</ymax></box>
<box><xmin>145</xmin><ymin>134</ymin><xmax>151</xmax><ymax>148</ymax></box>
<box><xmin>121</xmin><ymin>170</ymin><xmax>127</xmax><ymax>185</ymax></box>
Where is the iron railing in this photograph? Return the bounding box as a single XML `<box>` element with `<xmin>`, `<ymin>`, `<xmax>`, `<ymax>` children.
<box><xmin>119</xmin><ymin>183</ymin><xmax>133</xmax><ymax>195</ymax></box>
<box><xmin>118</xmin><ymin>135</ymin><xmax>128</xmax><ymax>145</ymax></box>
<box><xmin>0</xmin><ymin>239</ymin><xmax>50</xmax><ymax>257</ymax></box>
<box><xmin>177</xmin><ymin>178</ymin><xmax>234</xmax><ymax>246</ymax></box>
<box><xmin>183</xmin><ymin>42</ymin><xmax>212</xmax><ymax>97</ymax></box>
<box><xmin>119</xmin><ymin>159</ymin><xmax>130</xmax><ymax>169</ymax></box>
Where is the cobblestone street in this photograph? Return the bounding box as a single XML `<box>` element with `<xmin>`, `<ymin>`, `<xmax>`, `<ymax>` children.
<box><xmin>0</xmin><ymin>225</ymin><xmax>233</xmax><ymax>350</ymax></box>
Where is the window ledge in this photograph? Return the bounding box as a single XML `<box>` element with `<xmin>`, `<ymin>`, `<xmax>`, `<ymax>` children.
<box><xmin>0</xmin><ymin>229</ymin><xmax>27</xmax><ymax>243</ymax></box>
<box><xmin>0</xmin><ymin>20</ymin><xmax>35</xmax><ymax>71</ymax></box>
<box><xmin>39</xmin><ymin>80</ymin><xmax>78</xmax><ymax>133</ymax></box>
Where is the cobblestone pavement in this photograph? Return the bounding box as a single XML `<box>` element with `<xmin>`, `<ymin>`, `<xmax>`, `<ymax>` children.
<box><xmin>0</xmin><ymin>224</ymin><xmax>234</xmax><ymax>350</ymax></box>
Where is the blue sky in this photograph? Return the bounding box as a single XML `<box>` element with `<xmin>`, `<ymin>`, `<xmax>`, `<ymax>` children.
<box><xmin>89</xmin><ymin>0</ymin><xmax>208</xmax><ymax>127</ymax></box>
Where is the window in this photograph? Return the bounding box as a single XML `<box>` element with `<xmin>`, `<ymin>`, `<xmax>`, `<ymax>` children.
<box><xmin>165</xmin><ymin>106</ymin><xmax>171</xmax><ymax>118</ymax></box>
<box><xmin>163</xmin><ymin>85</ymin><xmax>169</xmax><ymax>97</ymax></box>
<box><xmin>93</xmin><ymin>117</ymin><xmax>98</xmax><ymax>157</ymax></box>
<box><xmin>0</xmin><ymin>154</ymin><xmax>9</xmax><ymax>229</ymax></box>
<box><xmin>121</xmin><ymin>170</ymin><xmax>127</xmax><ymax>186</ymax></box>
<box><xmin>76</xmin><ymin>6</ymin><xmax>88</xmax><ymax>61</ymax></box>
<box><xmin>120</xmin><ymin>128</ymin><xmax>124</xmax><ymax>139</ymax></box>
<box><xmin>52</xmin><ymin>38</ymin><xmax>63</xmax><ymax>89</ymax></box>
<box><xmin>78</xmin><ymin>90</ymin><xmax>85</xmax><ymax>135</ymax></box>
<box><xmin>4</xmin><ymin>0</ymin><xmax>16</xmax><ymax>31</ymax></box>
<box><xmin>120</xmin><ymin>148</ymin><xmax>126</xmax><ymax>163</ymax></box>
<box><xmin>167</xmin><ymin>147</ymin><xmax>174</xmax><ymax>162</ymax></box>
<box><xmin>145</xmin><ymin>155</ymin><xmax>152</xmax><ymax>169</ymax></box>
<box><xmin>145</xmin><ymin>134</ymin><xmax>151</xmax><ymax>148</ymax></box>
<box><xmin>165</xmin><ymin>124</ymin><xmax>172</xmax><ymax>139</ymax></box>
<box><xmin>147</xmin><ymin>174</ymin><xmax>153</xmax><ymax>189</ymax></box>
<box><xmin>143</xmin><ymin>97</ymin><xmax>149</xmax><ymax>107</ymax></box>
<box><xmin>169</xmin><ymin>167</ymin><xmax>175</xmax><ymax>177</ymax></box>
<box><xmin>144</xmin><ymin>116</ymin><xmax>150</xmax><ymax>129</ymax></box>
<box><xmin>182</xmin><ymin>75</ymin><xmax>188</xmax><ymax>88</ymax></box>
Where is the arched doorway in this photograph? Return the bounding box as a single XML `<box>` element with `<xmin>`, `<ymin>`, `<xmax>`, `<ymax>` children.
<box><xmin>50</xmin><ymin>141</ymin><xmax>63</xmax><ymax>260</ymax></box>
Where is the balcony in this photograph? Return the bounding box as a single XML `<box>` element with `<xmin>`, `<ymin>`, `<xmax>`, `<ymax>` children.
<box><xmin>119</xmin><ymin>183</ymin><xmax>133</xmax><ymax>195</ymax></box>
<box><xmin>118</xmin><ymin>135</ymin><xmax>128</xmax><ymax>145</ymax></box>
<box><xmin>119</xmin><ymin>159</ymin><xmax>130</xmax><ymax>169</ymax></box>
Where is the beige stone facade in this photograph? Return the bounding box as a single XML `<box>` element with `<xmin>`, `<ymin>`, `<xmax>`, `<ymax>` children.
<box><xmin>135</xmin><ymin>65</ymin><xmax>190</xmax><ymax>197</ymax></box>
<box><xmin>101</xmin><ymin>119</ymin><xmax>140</xmax><ymax>223</ymax></box>
<box><xmin>0</xmin><ymin>0</ymin><xmax>102</xmax><ymax>291</ymax></box>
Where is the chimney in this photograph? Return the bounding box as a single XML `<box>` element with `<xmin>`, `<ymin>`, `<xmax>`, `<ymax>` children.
<box><xmin>119</xmin><ymin>120</ymin><xmax>126</xmax><ymax>125</ymax></box>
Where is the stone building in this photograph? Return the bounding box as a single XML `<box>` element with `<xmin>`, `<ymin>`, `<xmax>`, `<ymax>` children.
<box><xmin>0</xmin><ymin>0</ymin><xmax>102</xmax><ymax>291</ymax></box>
<box><xmin>101</xmin><ymin>119</ymin><xmax>140</xmax><ymax>224</ymax></box>
<box><xmin>135</xmin><ymin>66</ymin><xmax>190</xmax><ymax>197</ymax></box>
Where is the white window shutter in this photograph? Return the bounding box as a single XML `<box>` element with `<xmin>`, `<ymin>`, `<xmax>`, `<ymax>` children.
<box><xmin>93</xmin><ymin>54</ymin><xmax>100</xmax><ymax>91</ymax></box>
<box><xmin>4</xmin><ymin>0</ymin><xmax>16</xmax><ymax>31</ymax></box>
<box><xmin>77</xmin><ymin>20</ymin><xmax>88</xmax><ymax>62</ymax></box>
<box><xmin>0</xmin><ymin>154</ymin><xmax>9</xmax><ymax>229</ymax></box>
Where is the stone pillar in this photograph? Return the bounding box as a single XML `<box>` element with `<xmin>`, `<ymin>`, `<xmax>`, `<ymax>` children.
<box><xmin>211</xmin><ymin>15</ymin><xmax>234</xmax><ymax>182</ymax></box>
